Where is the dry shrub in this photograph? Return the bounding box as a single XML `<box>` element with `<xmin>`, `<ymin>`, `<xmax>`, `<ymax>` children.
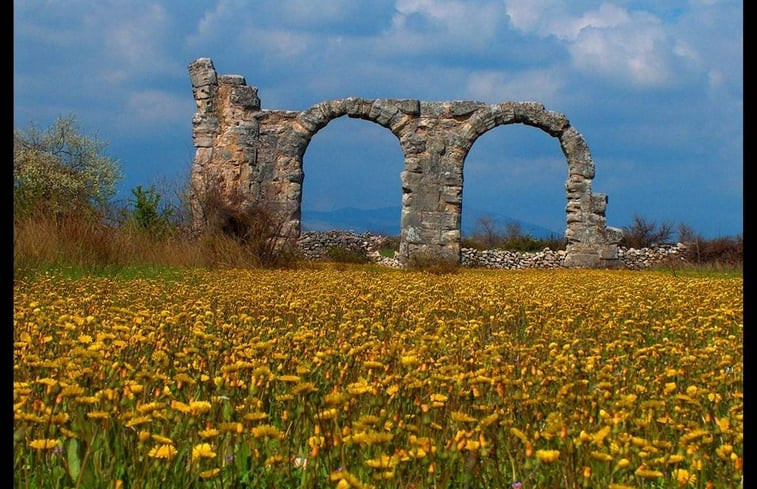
<box><xmin>406</xmin><ymin>252</ymin><xmax>460</xmax><ymax>274</ymax></box>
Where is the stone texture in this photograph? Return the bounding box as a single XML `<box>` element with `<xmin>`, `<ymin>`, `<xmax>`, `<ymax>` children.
<box><xmin>296</xmin><ymin>231</ymin><xmax>686</xmax><ymax>271</ymax></box>
<box><xmin>188</xmin><ymin>58</ymin><xmax>623</xmax><ymax>268</ymax></box>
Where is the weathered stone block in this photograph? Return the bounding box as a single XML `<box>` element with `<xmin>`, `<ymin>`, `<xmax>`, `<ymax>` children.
<box><xmin>219</xmin><ymin>74</ymin><xmax>246</xmax><ymax>85</ymax></box>
<box><xmin>230</xmin><ymin>86</ymin><xmax>261</xmax><ymax>110</ymax></box>
<box><xmin>188</xmin><ymin>58</ymin><xmax>217</xmax><ymax>87</ymax></box>
<box><xmin>451</xmin><ymin>101</ymin><xmax>482</xmax><ymax>117</ymax></box>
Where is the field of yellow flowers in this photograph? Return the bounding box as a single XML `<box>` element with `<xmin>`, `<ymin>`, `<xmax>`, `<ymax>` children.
<box><xmin>13</xmin><ymin>268</ymin><xmax>742</xmax><ymax>488</ymax></box>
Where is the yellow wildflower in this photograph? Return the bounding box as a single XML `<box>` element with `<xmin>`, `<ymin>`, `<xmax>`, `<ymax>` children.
<box><xmin>28</xmin><ymin>438</ymin><xmax>60</xmax><ymax>450</ymax></box>
<box><xmin>252</xmin><ymin>424</ymin><xmax>284</xmax><ymax>439</ymax></box>
<box><xmin>672</xmin><ymin>468</ymin><xmax>697</xmax><ymax>487</ymax></box>
<box><xmin>192</xmin><ymin>443</ymin><xmax>216</xmax><ymax>460</ymax></box>
<box><xmin>148</xmin><ymin>444</ymin><xmax>177</xmax><ymax>460</ymax></box>
<box><xmin>199</xmin><ymin>468</ymin><xmax>221</xmax><ymax>479</ymax></box>
<box><xmin>535</xmin><ymin>449</ymin><xmax>560</xmax><ymax>463</ymax></box>
<box><xmin>199</xmin><ymin>428</ymin><xmax>219</xmax><ymax>439</ymax></box>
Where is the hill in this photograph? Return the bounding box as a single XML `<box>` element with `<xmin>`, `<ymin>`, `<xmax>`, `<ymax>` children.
<box><xmin>302</xmin><ymin>206</ymin><xmax>561</xmax><ymax>238</ymax></box>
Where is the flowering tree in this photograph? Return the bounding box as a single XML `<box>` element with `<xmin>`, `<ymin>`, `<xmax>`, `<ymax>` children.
<box><xmin>13</xmin><ymin>114</ymin><xmax>122</xmax><ymax>218</ymax></box>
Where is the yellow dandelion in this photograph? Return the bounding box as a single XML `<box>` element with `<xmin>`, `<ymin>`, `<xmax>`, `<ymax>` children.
<box><xmin>148</xmin><ymin>444</ymin><xmax>177</xmax><ymax>460</ymax></box>
<box><xmin>192</xmin><ymin>443</ymin><xmax>216</xmax><ymax>460</ymax></box>
<box><xmin>170</xmin><ymin>400</ymin><xmax>191</xmax><ymax>414</ymax></box>
<box><xmin>450</xmin><ymin>411</ymin><xmax>477</xmax><ymax>423</ymax></box>
<box><xmin>137</xmin><ymin>431</ymin><xmax>151</xmax><ymax>443</ymax></box>
<box><xmin>635</xmin><ymin>466</ymin><xmax>664</xmax><ymax>479</ymax></box>
<box><xmin>716</xmin><ymin>444</ymin><xmax>733</xmax><ymax>460</ymax></box>
<box><xmin>125</xmin><ymin>415</ymin><xmax>152</xmax><ymax>428</ymax></box>
<box><xmin>137</xmin><ymin>402</ymin><xmax>166</xmax><ymax>415</ymax></box>
<box><xmin>151</xmin><ymin>434</ymin><xmax>174</xmax><ymax>445</ymax></box>
<box><xmin>535</xmin><ymin>449</ymin><xmax>560</xmax><ymax>463</ymax></box>
<box><xmin>28</xmin><ymin>438</ymin><xmax>60</xmax><ymax>450</ymax></box>
<box><xmin>400</xmin><ymin>355</ymin><xmax>419</xmax><ymax>366</ymax></box>
<box><xmin>218</xmin><ymin>422</ymin><xmax>243</xmax><ymax>434</ymax></box>
<box><xmin>276</xmin><ymin>375</ymin><xmax>301</xmax><ymax>383</ymax></box>
<box><xmin>365</xmin><ymin>454</ymin><xmax>398</xmax><ymax>469</ymax></box>
<box><xmin>293</xmin><ymin>382</ymin><xmax>317</xmax><ymax>395</ymax></box>
<box><xmin>667</xmin><ymin>454</ymin><xmax>685</xmax><ymax>464</ymax></box>
<box><xmin>316</xmin><ymin>407</ymin><xmax>338</xmax><ymax>421</ymax></box>
<box><xmin>74</xmin><ymin>396</ymin><xmax>99</xmax><ymax>405</ymax></box>
<box><xmin>590</xmin><ymin>451</ymin><xmax>613</xmax><ymax>462</ymax></box>
<box><xmin>86</xmin><ymin>411</ymin><xmax>110</xmax><ymax>419</ymax></box>
<box><xmin>510</xmin><ymin>427</ymin><xmax>529</xmax><ymax>444</ymax></box>
<box><xmin>265</xmin><ymin>454</ymin><xmax>286</xmax><ymax>466</ymax></box>
<box><xmin>252</xmin><ymin>424</ymin><xmax>284</xmax><ymax>439</ymax></box>
<box><xmin>199</xmin><ymin>428</ymin><xmax>219</xmax><ymax>439</ymax></box>
<box><xmin>672</xmin><ymin>468</ymin><xmax>697</xmax><ymax>487</ymax></box>
<box><xmin>189</xmin><ymin>400</ymin><xmax>212</xmax><ymax>415</ymax></box>
<box><xmin>199</xmin><ymin>468</ymin><xmax>221</xmax><ymax>479</ymax></box>
<box><xmin>243</xmin><ymin>411</ymin><xmax>268</xmax><ymax>422</ymax></box>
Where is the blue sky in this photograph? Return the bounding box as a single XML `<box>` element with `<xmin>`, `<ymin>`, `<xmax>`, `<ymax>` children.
<box><xmin>14</xmin><ymin>0</ymin><xmax>742</xmax><ymax>238</ymax></box>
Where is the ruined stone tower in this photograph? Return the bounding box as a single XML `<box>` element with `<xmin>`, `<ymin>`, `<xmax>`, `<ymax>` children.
<box><xmin>188</xmin><ymin>57</ymin><xmax>623</xmax><ymax>268</ymax></box>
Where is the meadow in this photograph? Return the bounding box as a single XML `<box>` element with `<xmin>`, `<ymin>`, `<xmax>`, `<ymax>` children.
<box><xmin>13</xmin><ymin>266</ymin><xmax>742</xmax><ymax>489</ymax></box>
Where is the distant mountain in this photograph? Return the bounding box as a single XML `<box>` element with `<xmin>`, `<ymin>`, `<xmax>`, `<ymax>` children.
<box><xmin>302</xmin><ymin>206</ymin><xmax>561</xmax><ymax>238</ymax></box>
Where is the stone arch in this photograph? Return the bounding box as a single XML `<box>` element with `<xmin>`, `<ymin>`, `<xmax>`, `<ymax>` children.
<box><xmin>294</xmin><ymin>101</ymin><xmax>409</xmax><ymax>233</ymax></box>
<box><xmin>188</xmin><ymin>57</ymin><xmax>622</xmax><ymax>268</ymax></box>
<box><xmin>277</xmin><ymin>98</ymin><xmax>417</xmax><ymax>235</ymax></box>
<box><xmin>454</xmin><ymin>102</ymin><xmax>620</xmax><ymax>265</ymax></box>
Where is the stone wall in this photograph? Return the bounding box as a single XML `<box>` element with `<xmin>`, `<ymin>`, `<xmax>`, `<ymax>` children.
<box><xmin>189</xmin><ymin>57</ymin><xmax>624</xmax><ymax>268</ymax></box>
<box><xmin>297</xmin><ymin>231</ymin><xmax>687</xmax><ymax>270</ymax></box>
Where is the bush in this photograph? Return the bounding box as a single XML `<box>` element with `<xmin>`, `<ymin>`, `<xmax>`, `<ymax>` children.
<box><xmin>378</xmin><ymin>235</ymin><xmax>400</xmax><ymax>258</ymax></box>
<box><xmin>325</xmin><ymin>245</ymin><xmax>370</xmax><ymax>264</ymax></box>
<box><xmin>463</xmin><ymin>216</ymin><xmax>566</xmax><ymax>252</ymax></box>
<box><xmin>406</xmin><ymin>252</ymin><xmax>460</xmax><ymax>274</ymax></box>
<box><xmin>681</xmin><ymin>235</ymin><xmax>743</xmax><ymax>267</ymax></box>
<box><xmin>621</xmin><ymin>215</ymin><xmax>674</xmax><ymax>249</ymax></box>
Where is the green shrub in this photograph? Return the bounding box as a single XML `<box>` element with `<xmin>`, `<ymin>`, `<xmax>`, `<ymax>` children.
<box><xmin>325</xmin><ymin>245</ymin><xmax>370</xmax><ymax>264</ymax></box>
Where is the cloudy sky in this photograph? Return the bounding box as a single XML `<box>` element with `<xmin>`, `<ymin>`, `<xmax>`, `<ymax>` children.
<box><xmin>14</xmin><ymin>0</ymin><xmax>742</xmax><ymax>238</ymax></box>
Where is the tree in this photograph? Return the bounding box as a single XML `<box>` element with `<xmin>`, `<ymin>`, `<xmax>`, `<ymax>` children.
<box><xmin>13</xmin><ymin>114</ymin><xmax>122</xmax><ymax>217</ymax></box>
<box><xmin>126</xmin><ymin>185</ymin><xmax>174</xmax><ymax>234</ymax></box>
<box><xmin>621</xmin><ymin>214</ymin><xmax>674</xmax><ymax>249</ymax></box>
<box><xmin>473</xmin><ymin>215</ymin><xmax>501</xmax><ymax>249</ymax></box>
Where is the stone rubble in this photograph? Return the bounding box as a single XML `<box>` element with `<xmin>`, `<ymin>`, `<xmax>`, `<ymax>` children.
<box><xmin>297</xmin><ymin>231</ymin><xmax>687</xmax><ymax>270</ymax></box>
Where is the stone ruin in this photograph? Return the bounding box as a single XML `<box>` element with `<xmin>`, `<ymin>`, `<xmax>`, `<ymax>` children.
<box><xmin>188</xmin><ymin>57</ymin><xmax>623</xmax><ymax>268</ymax></box>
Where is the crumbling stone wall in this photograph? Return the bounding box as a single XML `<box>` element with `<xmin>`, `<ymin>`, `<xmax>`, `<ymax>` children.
<box><xmin>188</xmin><ymin>57</ymin><xmax>623</xmax><ymax>268</ymax></box>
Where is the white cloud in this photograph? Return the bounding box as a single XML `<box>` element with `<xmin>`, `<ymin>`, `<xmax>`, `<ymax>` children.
<box><xmin>502</xmin><ymin>1</ymin><xmax>703</xmax><ymax>88</ymax></box>
<box><xmin>386</xmin><ymin>0</ymin><xmax>505</xmax><ymax>52</ymax></box>
<box><xmin>466</xmin><ymin>69</ymin><xmax>564</xmax><ymax>105</ymax></box>
<box><xmin>121</xmin><ymin>90</ymin><xmax>193</xmax><ymax>133</ymax></box>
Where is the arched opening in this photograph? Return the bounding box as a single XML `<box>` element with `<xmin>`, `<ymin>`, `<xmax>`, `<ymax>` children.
<box><xmin>462</xmin><ymin>123</ymin><xmax>567</xmax><ymax>250</ymax></box>
<box><xmin>301</xmin><ymin>116</ymin><xmax>405</xmax><ymax>236</ymax></box>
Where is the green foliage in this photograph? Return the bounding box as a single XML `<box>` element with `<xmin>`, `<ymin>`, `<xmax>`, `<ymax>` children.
<box><xmin>125</xmin><ymin>185</ymin><xmax>175</xmax><ymax>235</ymax></box>
<box><xmin>326</xmin><ymin>245</ymin><xmax>370</xmax><ymax>264</ymax></box>
<box><xmin>377</xmin><ymin>235</ymin><xmax>400</xmax><ymax>258</ymax></box>
<box><xmin>13</xmin><ymin>114</ymin><xmax>122</xmax><ymax>217</ymax></box>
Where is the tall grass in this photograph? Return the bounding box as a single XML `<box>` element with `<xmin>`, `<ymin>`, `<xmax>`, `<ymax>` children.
<box><xmin>13</xmin><ymin>210</ymin><xmax>302</xmax><ymax>280</ymax></box>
